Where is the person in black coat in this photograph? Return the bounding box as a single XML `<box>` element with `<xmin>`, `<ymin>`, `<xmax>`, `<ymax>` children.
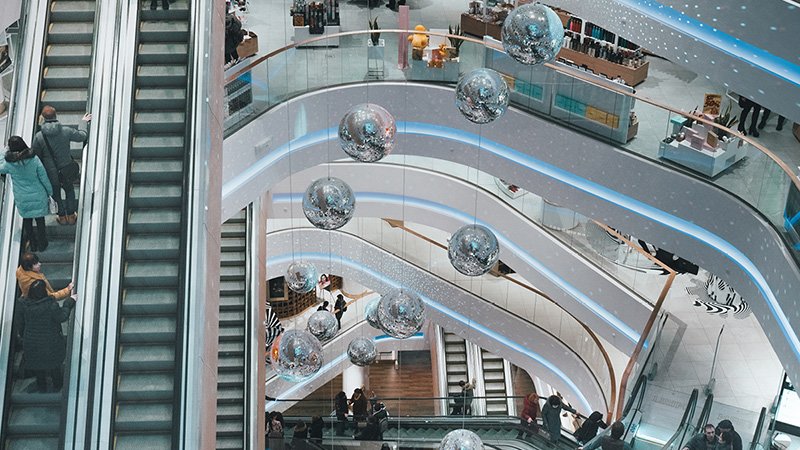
<box><xmin>716</xmin><ymin>420</ymin><xmax>742</xmax><ymax>450</ymax></box>
<box><xmin>21</xmin><ymin>279</ymin><xmax>76</xmax><ymax>392</ymax></box>
<box><xmin>575</xmin><ymin>411</ymin><xmax>607</xmax><ymax>444</ymax></box>
<box><xmin>334</xmin><ymin>391</ymin><xmax>349</xmax><ymax>436</ymax></box>
<box><xmin>309</xmin><ymin>416</ymin><xmax>324</xmax><ymax>443</ymax></box>
<box><xmin>334</xmin><ymin>294</ymin><xmax>347</xmax><ymax>328</ymax></box>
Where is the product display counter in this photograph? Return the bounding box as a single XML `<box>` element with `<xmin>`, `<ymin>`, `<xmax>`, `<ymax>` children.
<box><xmin>558</xmin><ymin>47</ymin><xmax>649</xmax><ymax>87</ymax></box>
<box><xmin>460</xmin><ymin>13</ymin><xmax>502</xmax><ymax>40</ymax></box>
<box><xmin>658</xmin><ymin>118</ymin><xmax>748</xmax><ymax>177</ymax></box>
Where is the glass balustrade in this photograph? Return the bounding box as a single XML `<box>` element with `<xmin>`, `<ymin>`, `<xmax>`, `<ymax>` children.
<box><xmin>224</xmin><ymin>30</ymin><xmax>800</xmax><ymax>267</ymax></box>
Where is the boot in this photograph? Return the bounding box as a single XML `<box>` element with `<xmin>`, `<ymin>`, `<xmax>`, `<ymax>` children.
<box><xmin>57</xmin><ymin>215</ymin><xmax>68</xmax><ymax>225</ymax></box>
<box><xmin>67</xmin><ymin>213</ymin><xmax>78</xmax><ymax>225</ymax></box>
<box><xmin>150</xmin><ymin>0</ymin><xmax>157</xmax><ymax>9</ymax></box>
<box><xmin>162</xmin><ymin>0</ymin><xmax>170</xmax><ymax>9</ymax></box>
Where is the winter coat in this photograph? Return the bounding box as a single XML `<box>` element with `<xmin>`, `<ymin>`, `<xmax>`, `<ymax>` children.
<box><xmin>16</xmin><ymin>266</ymin><xmax>72</xmax><ymax>300</ymax></box>
<box><xmin>351</xmin><ymin>393</ymin><xmax>369</xmax><ymax>418</ymax></box>
<box><xmin>584</xmin><ymin>436</ymin><xmax>631</xmax><ymax>450</ymax></box>
<box><xmin>0</xmin><ymin>149</ymin><xmax>53</xmax><ymax>218</ymax></box>
<box><xmin>521</xmin><ymin>395</ymin><xmax>542</xmax><ymax>423</ymax></box>
<box><xmin>685</xmin><ymin>433</ymin><xmax>718</xmax><ymax>450</ymax></box>
<box><xmin>21</xmin><ymin>295</ymin><xmax>75</xmax><ymax>371</ymax></box>
<box><xmin>31</xmin><ymin>119</ymin><xmax>87</xmax><ymax>188</ymax></box>
<box><xmin>335</xmin><ymin>395</ymin><xmax>349</xmax><ymax>416</ymax></box>
<box><xmin>575</xmin><ymin>411</ymin><xmax>607</xmax><ymax>443</ymax></box>
<box><xmin>541</xmin><ymin>399</ymin><xmax>575</xmax><ymax>442</ymax></box>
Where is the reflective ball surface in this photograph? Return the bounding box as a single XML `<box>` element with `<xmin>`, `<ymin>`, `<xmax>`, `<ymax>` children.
<box><xmin>440</xmin><ymin>429</ymin><xmax>485</xmax><ymax>450</ymax></box>
<box><xmin>285</xmin><ymin>261</ymin><xmax>317</xmax><ymax>294</ymax></box>
<box><xmin>302</xmin><ymin>177</ymin><xmax>356</xmax><ymax>230</ymax></box>
<box><xmin>365</xmin><ymin>298</ymin><xmax>381</xmax><ymax>330</ymax></box>
<box><xmin>376</xmin><ymin>288</ymin><xmax>425</xmax><ymax>339</ymax></box>
<box><xmin>307</xmin><ymin>310</ymin><xmax>339</xmax><ymax>342</ymax></box>
<box><xmin>455</xmin><ymin>69</ymin><xmax>509</xmax><ymax>124</ymax></box>
<box><xmin>501</xmin><ymin>3</ymin><xmax>564</xmax><ymax>65</ymax></box>
<box><xmin>448</xmin><ymin>225</ymin><xmax>500</xmax><ymax>276</ymax></box>
<box><xmin>347</xmin><ymin>337</ymin><xmax>378</xmax><ymax>366</ymax></box>
<box><xmin>269</xmin><ymin>329</ymin><xmax>323</xmax><ymax>382</ymax></box>
<box><xmin>339</xmin><ymin>103</ymin><xmax>396</xmax><ymax>162</ymax></box>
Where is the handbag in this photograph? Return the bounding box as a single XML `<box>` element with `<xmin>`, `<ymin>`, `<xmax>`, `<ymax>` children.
<box><xmin>42</xmin><ymin>134</ymin><xmax>81</xmax><ymax>183</ymax></box>
<box><xmin>48</xmin><ymin>197</ymin><xmax>58</xmax><ymax>214</ymax></box>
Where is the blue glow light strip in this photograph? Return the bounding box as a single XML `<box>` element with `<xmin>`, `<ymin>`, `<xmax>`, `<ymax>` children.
<box><xmin>615</xmin><ymin>0</ymin><xmax>800</xmax><ymax>86</ymax></box>
<box><xmin>272</xmin><ymin>192</ymin><xmax>641</xmax><ymax>344</ymax></box>
<box><xmin>223</xmin><ymin>120</ymin><xmax>800</xmax><ymax>363</ymax></box>
<box><xmin>267</xmin><ymin>251</ymin><xmax>595</xmax><ymax>412</ymax></box>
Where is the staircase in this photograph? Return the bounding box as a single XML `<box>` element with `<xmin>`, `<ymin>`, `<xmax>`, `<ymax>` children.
<box><xmin>216</xmin><ymin>210</ymin><xmax>248</xmax><ymax>449</ymax></box>
<box><xmin>1</xmin><ymin>0</ymin><xmax>97</xmax><ymax>447</ymax></box>
<box><xmin>481</xmin><ymin>349</ymin><xmax>511</xmax><ymax>416</ymax></box>
<box><xmin>109</xmin><ymin>1</ymin><xmax>191</xmax><ymax>447</ymax></box>
<box><xmin>442</xmin><ymin>331</ymin><xmax>469</xmax><ymax>411</ymax></box>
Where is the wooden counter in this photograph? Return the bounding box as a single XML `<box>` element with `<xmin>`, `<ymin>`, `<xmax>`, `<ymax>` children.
<box><xmin>557</xmin><ymin>46</ymin><xmax>649</xmax><ymax>86</ymax></box>
<box><xmin>461</xmin><ymin>13</ymin><xmax>502</xmax><ymax>40</ymax></box>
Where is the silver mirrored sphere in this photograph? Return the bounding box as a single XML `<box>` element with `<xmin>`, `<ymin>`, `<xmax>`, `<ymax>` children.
<box><xmin>455</xmin><ymin>69</ymin><xmax>509</xmax><ymax>124</ymax></box>
<box><xmin>448</xmin><ymin>225</ymin><xmax>500</xmax><ymax>276</ymax></box>
<box><xmin>302</xmin><ymin>177</ymin><xmax>356</xmax><ymax>230</ymax></box>
<box><xmin>440</xmin><ymin>429</ymin><xmax>485</xmax><ymax>450</ymax></box>
<box><xmin>501</xmin><ymin>3</ymin><xmax>564</xmax><ymax>65</ymax></box>
<box><xmin>376</xmin><ymin>288</ymin><xmax>425</xmax><ymax>339</ymax></box>
<box><xmin>365</xmin><ymin>298</ymin><xmax>381</xmax><ymax>330</ymax></box>
<box><xmin>307</xmin><ymin>310</ymin><xmax>339</xmax><ymax>342</ymax></box>
<box><xmin>347</xmin><ymin>337</ymin><xmax>378</xmax><ymax>366</ymax></box>
<box><xmin>339</xmin><ymin>103</ymin><xmax>397</xmax><ymax>162</ymax></box>
<box><xmin>285</xmin><ymin>261</ymin><xmax>318</xmax><ymax>294</ymax></box>
<box><xmin>269</xmin><ymin>329</ymin><xmax>323</xmax><ymax>382</ymax></box>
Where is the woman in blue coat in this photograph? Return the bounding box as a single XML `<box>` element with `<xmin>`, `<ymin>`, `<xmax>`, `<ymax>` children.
<box><xmin>0</xmin><ymin>136</ymin><xmax>53</xmax><ymax>251</ymax></box>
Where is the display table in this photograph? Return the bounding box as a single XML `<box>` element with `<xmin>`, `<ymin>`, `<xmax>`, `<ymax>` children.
<box><xmin>557</xmin><ymin>47</ymin><xmax>649</xmax><ymax>86</ymax></box>
<box><xmin>460</xmin><ymin>13</ymin><xmax>502</xmax><ymax>40</ymax></box>
<box><xmin>658</xmin><ymin>137</ymin><xmax>748</xmax><ymax>177</ymax></box>
<box><xmin>293</xmin><ymin>25</ymin><xmax>340</xmax><ymax>47</ymax></box>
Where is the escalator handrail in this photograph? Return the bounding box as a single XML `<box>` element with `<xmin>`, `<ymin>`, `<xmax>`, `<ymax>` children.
<box><xmin>694</xmin><ymin>393</ymin><xmax>714</xmax><ymax>436</ymax></box>
<box><xmin>621</xmin><ymin>374</ymin><xmax>648</xmax><ymax>419</ymax></box>
<box><xmin>660</xmin><ymin>388</ymin><xmax>700</xmax><ymax>450</ymax></box>
<box><xmin>749</xmin><ymin>407</ymin><xmax>768</xmax><ymax>450</ymax></box>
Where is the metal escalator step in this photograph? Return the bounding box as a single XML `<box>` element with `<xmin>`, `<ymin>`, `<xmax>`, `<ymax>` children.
<box><xmin>4</xmin><ymin>436</ymin><xmax>60</xmax><ymax>450</ymax></box>
<box><xmin>40</xmin><ymin>262</ymin><xmax>72</xmax><ymax>289</ymax></box>
<box><xmin>216</xmin><ymin>420</ymin><xmax>244</xmax><ymax>434</ymax></box>
<box><xmin>445</xmin><ymin>353</ymin><xmax>466</xmax><ymax>362</ymax></box>
<box><xmin>125</xmin><ymin>234</ymin><xmax>180</xmax><ymax>259</ymax></box>
<box><xmin>133</xmin><ymin>111</ymin><xmax>186</xmax><ymax>134</ymax></box>
<box><xmin>116</xmin><ymin>373</ymin><xmax>174</xmax><ymax>400</ymax></box>
<box><xmin>139</xmin><ymin>0</ymin><xmax>190</xmax><ymax>21</ymax></box>
<box><xmin>114</xmin><ymin>402</ymin><xmax>173</xmax><ymax>431</ymax></box>
<box><xmin>139</xmin><ymin>21</ymin><xmax>189</xmax><ymax>42</ymax></box>
<box><xmin>48</xmin><ymin>22</ymin><xmax>94</xmax><ymax>44</ymax></box>
<box><xmin>443</xmin><ymin>333</ymin><xmax>465</xmax><ymax>343</ymax></box>
<box><xmin>40</xmin><ymin>88</ymin><xmax>88</xmax><ymax>111</ymax></box>
<box><xmin>128</xmin><ymin>185</ymin><xmax>182</xmax><ymax>208</ymax></box>
<box><xmin>217</xmin><ymin>387</ymin><xmax>244</xmax><ymax>401</ymax></box>
<box><xmin>118</xmin><ymin>344</ymin><xmax>175</xmax><ymax>371</ymax></box>
<box><xmin>220</xmin><ymin>251</ymin><xmax>245</xmax><ymax>265</ymax></box>
<box><xmin>45</xmin><ymin>43</ymin><xmax>92</xmax><ymax>65</ymax></box>
<box><xmin>218</xmin><ymin>341</ymin><xmax>244</xmax><ymax>354</ymax></box>
<box><xmin>219</xmin><ymin>293</ymin><xmax>245</xmax><ymax>309</ymax></box>
<box><xmin>6</xmin><ymin>405</ymin><xmax>60</xmax><ymax>434</ymax></box>
<box><xmin>136</xmin><ymin>65</ymin><xmax>187</xmax><ymax>88</ymax></box>
<box><xmin>137</xmin><ymin>43</ymin><xmax>188</xmax><ymax>64</ymax></box>
<box><xmin>219</xmin><ymin>326</ymin><xmax>245</xmax><ymax>339</ymax></box>
<box><xmin>483</xmin><ymin>372</ymin><xmax>505</xmax><ymax>381</ymax></box>
<box><xmin>482</xmin><ymin>361</ymin><xmax>504</xmax><ymax>370</ymax></box>
<box><xmin>113</xmin><ymin>433</ymin><xmax>173</xmax><ymax>450</ymax></box>
<box><xmin>217</xmin><ymin>371</ymin><xmax>244</xmax><ymax>387</ymax></box>
<box><xmin>122</xmin><ymin>289</ymin><xmax>178</xmax><ymax>314</ymax></box>
<box><xmin>220</xmin><ymin>309</ymin><xmax>245</xmax><ymax>325</ymax></box>
<box><xmin>134</xmin><ymin>87</ymin><xmax>186</xmax><ymax>110</ymax></box>
<box><xmin>229</xmin><ymin>209</ymin><xmax>247</xmax><ymax>221</ymax></box>
<box><xmin>216</xmin><ymin>436</ymin><xmax>244</xmax><ymax>449</ymax></box>
<box><xmin>36</xmin><ymin>239</ymin><xmax>74</xmax><ymax>263</ymax></box>
<box><xmin>124</xmin><ymin>261</ymin><xmax>179</xmax><ymax>286</ymax></box>
<box><xmin>220</xmin><ymin>280</ymin><xmax>246</xmax><ymax>295</ymax></box>
<box><xmin>131</xmin><ymin>135</ymin><xmax>185</xmax><ymax>158</ymax></box>
<box><xmin>484</xmin><ymin>382</ymin><xmax>506</xmax><ymax>391</ymax></box>
<box><xmin>216</xmin><ymin>403</ymin><xmax>244</xmax><ymax>418</ymax></box>
<box><xmin>221</xmin><ymin>223</ymin><xmax>246</xmax><ymax>238</ymax></box>
<box><xmin>120</xmin><ymin>316</ymin><xmax>176</xmax><ymax>343</ymax></box>
<box><xmin>129</xmin><ymin>159</ymin><xmax>184</xmax><ymax>183</ymax></box>
<box><xmin>221</xmin><ymin>236</ymin><xmax>246</xmax><ymax>250</ymax></box>
<box><xmin>42</xmin><ymin>66</ymin><xmax>90</xmax><ymax>88</ymax></box>
<box><xmin>444</xmin><ymin>343</ymin><xmax>465</xmax><ymax>352</ymax></box>
<box><xmin>50</xmin><ymin>0</ymin><xmax>96</xmax><ymax>21</ymax></box>
<box><xmin>127</xmin><ymin>208</ymin><xmax>182</xmax><ymax>233</ymax></box>
<box><xmin>220</xmin><ymin>265</ymin><xmax>245</xmax><ymax>281</ymax></box>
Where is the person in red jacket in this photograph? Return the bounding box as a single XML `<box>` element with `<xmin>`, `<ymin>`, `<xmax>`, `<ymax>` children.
<box><xmin>517</xmin><ymin>392</ymin><xmax>541</xmax><ymax>440</ymax></box>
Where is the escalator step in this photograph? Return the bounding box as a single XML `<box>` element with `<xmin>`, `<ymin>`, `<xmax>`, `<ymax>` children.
<box><xmin>128</xmin><ymin>184</ymin><xmax>182</xmax><ymax>208</ymax></box>
<box><xmin>40</xmin><ymin>88</ymin><xmax>88</xmax><ymax>110</ymax></box>
<box><xmin>118</xmin><ymin>344</ymin><xmax>175</xmax><ymax>371</ymax></box>
<box><xmin>45</xmin><ymin>44</ymin><xmax>92</xmax><ymax>65</ymax></box>
<box><xmin>217</xmin><ymin>371</ymin><xmax>244</xmax><ymax>387</ymax></box>
<box><xmin>219</xmin><ymin>294</ymin><xmax>245</xmax><ymax>310</ymax></box>
<box><xmin>132</xmin><ymin>111</ymin><xmax>186</xmax><ymax>134</ymax></box>
<box><xmin>48</xmin><ymin>22</ymin><xmax>94</xmax><ymax>44</ymax></box>
<box><xmin>137</xmin><ymin>43</ymin><xmax>188</xmax><ymax>65</ymax></box>
<box><xmin>221</xmin><ymin>223</ymin><xmax>247</xmax><ymax>238</ymax></box>
<box><xmin>114</xmin><ymin>433</ymin><xmax>173</xmax><ymax>449</ymax></box>
<box><xmin>50</xmin><ymin>0</ymin><xmax>96</xmax><ymax>21</ymax></box>
<box><xmin>114</xmin><ymin>402</ymin><xmax>173</xmax><ymax>431</ymax></box>
<box><xmin>220</xmin><ymin>280</ymin><xmax>246</xmax><ymax>295</ymax></box>
<box><xmin>127</xmin><ymin>208</ymin><xmax>182</xmax><ymax>233</ymax></box>
<box><xmin>130</xmin><ymin>159</ymin><xmax>184</xmax><ymax>182</ymax></box>
<box><xmin>116</xmin><ymin>373</ymin><xmax>174</xmax><ymax>401</ymax></box>
<box><xmin>123</xmin><ymin>261</ymin><xmax>180</xmax><ymax>286</ymax></box>
<box><xmin>219</xmin><ymin>251</ymin><xmax>246</xmax><ymax>265</ymax></box>
<box><xmin>220</xmin><ymin>265</ymin><xmax>245</xmax><ymax>281</ymax></box>
<box><xmin>119</xmin><ymin>316</ymin><xmax>176</xmax><ymax>342</ymax></box>
<box><xmin>219</xmin><ymin>309</ymin><xmax>245</xmax><ymax>325</ymax></box>
<box><xmin>139</xmin><ymin>21</ymin><xmax>189</xmax><ymax>42</ymax></box>
<box><xmin>122</xmin><ymin>288</ymin><xmax>178</xmax><ymax>314</ymax></box>
<box><xmin>131</xmin><ymin>135</ymin><xmax>185</xmax><ymax>158</ymax></box>
<box><xmin>125</xmin><ymin>234</ymin><xmax>180</xmax><ymax>259</ymax></box>
<box><xmin>6</xmin><ymin>405</ymin><xmax>60</xmax><ymax>434</ymax></box>
<box><xmin>218</xmin><ymin>341</ymin><xmax>244</xmax><ymax>354</ymax></box>
<box><xmin>134</xmin><ymin>87</ymin><xmax>186</xmax><ymax>110</ymax></box>
<box><xmin>136</xmin><ymin>65</ymin><xmax>188</xmax><ymax>88</ymax></box>
<box><xmin>42</xmin><ymin>66</ymin><xmax>90</xmax><ymax>88</ymax></box>
<box><xmin>4</xmin><ymin>436</ymin><xmax>60</xmax><ymax>450</ymax></box>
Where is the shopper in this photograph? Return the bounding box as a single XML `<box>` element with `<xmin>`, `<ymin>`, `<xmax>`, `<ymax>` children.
<box><xmin>317</xmin><ymin>300</ymin><xmax>329</xmax><ymax>312</ymax></box>
<box><xmin>716</xmin><ymin>420</ymin><xmax>742</xmax><ymax>450</ymax></box>
<box><xmin>574</xmin><ymin>411</ymin><xmax>607</xmax><ymax>444</ymax></box>
<box><xmin>309</xmin><ymin>416</ymin><xmax>324</xmax><ymax>443</ymax></box>
<box><xmin>30</xmin><ymin>106</ymin><xmax>90</xmax><ymax>225</ymax></box>
<box><xmin>268</xmin><ymin>413</ymin><xmax>285</xmax><ymax>450</ymax></box>
<box><xmin>334</xmin><ymin>391</ymin><xmax>349</xmax><ymax>436</ymax></box>
<box><xmin>461</xmin><ymin>379</ymin><xmax>475</xmax><ymax>415</ymax></box>
<box><xmin>350</xmin><ymin>388</ymin><xmax>369</xmax><ymax>424</ymax></box>
<box><xmin>516</xmin><ymin>392</ymin><xmax>541</xmax><ymax>440</ymax></box>
<box><xmin>334</xmin><ymin>293</ymin><xmax>347</xmax><ymax>328</ymax></box>
<box><xmin>354</xmin><ymin>416</ymin><xmax>382</xmax><ymax>441</ymax></box>
<box><xmin>16</xmin><ymin>252</ymin><xmax>73</xmax><ymax>300</ymax></box>
<box><xmin>758</xmin><ymin>108</ymin><xmax>787</xmax><ymax>131</ymax></box>
<box><xmin>681</xmin><ymin>424</ymin><xmax>718</xmax><ymax>450</ymax></box>
<box><xmin>291</xmin><ymin>421</ymin><xmax>309</xmax><ymax>450</ymax></box>
<box><xmin>21</xmin><ymin>279</ymin><xmax>76</xmax><ymax>392</ymax></box>
<box><xmin>579</xmin><ymin>421</ymin><xmax>631</xmax><ymax>450</ymax></box>
<box><xmin>541</xmin><ymin>395</ymin><xmax>576</xmax><ymax>444</ymax></box>
<box><xmin>0</xmin><ymin>136</ymin><xmax>52</xmax><ymax>251</ymax></box>
<box><xmin>224</xmin><ymin>12</ymin><xmax>245</xmax><ymax>65</ymax></box>
<box><xmin>149</xmin><ymin>0</ymin><xmax>169</xmax><ymax>10</ymax></box>
<box><xmin>737</xmin><ymin>96</ymin><xmax>761</xmax><ymax>137</ymax></box>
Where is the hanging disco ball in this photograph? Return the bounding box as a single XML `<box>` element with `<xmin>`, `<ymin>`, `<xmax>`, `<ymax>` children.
<box><xmin>455</xmin><ymin>68</ymin><xmax>510</xmax><ymax>124</ymax></box>
<box><xmin>285</xmin><ymin>261</ymin><xmax>318</xmax><ymax>294</ymax></box>
<box><xmin>440</xmin><ymin>429</ymin><xmax>485</xmax><ymax>450</ymax></box>
<box><xmin>376</xmin><ymin>288</ymin><xmax>425</xmax><ymax>339</ymax></box>
<box><xmin>347</xmin><ymin>337</ymin><xmax>378</xmax><ymax>366</ymax></box>
<box><xmin>448</xmin><ymin>224</ymin><xmax>500</xmax><ymax>276</ymax></box>
<box><xmin>307</xmin><ymin>310</ymin><xmax>339</xmax><ymax>342</ymax></box>
<box><xmin>302</xmin><ymin>177</ymin><xmax>356</xmax><ymax>230</ymax></box>
<box><xmin>339</xmin><ymin>103</ymin><xmax>397</xmax><ymax>162</ymax></box>
<box><xmin>365</xmin><ymin>298</ymin><xmax>381</xmax><ymax>330</ymax></box>
<box><xmin>501</xmin><ymin>3</ymin><xmax>564</xmax><ymax>65</ymax></box>
<box><xmin>269</xmin><ymin>329</ymin><xmax>323</xmax><ymax>382</ymax></box>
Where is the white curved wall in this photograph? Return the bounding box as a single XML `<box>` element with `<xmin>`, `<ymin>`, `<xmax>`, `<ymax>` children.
<box><xmin>266</xmin><ymin>228</ymin><xmax>607</xmax><ymax>414</ymax></box>
<box><xmin>222</xmin><ymin>83</ymin><xmax>800</xmax><ymax>386</ymax></box>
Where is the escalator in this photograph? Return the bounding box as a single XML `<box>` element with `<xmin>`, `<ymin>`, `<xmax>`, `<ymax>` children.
<box><xmin>481</xmin><ymin>349</ymin><xmax>512</xmax><ymax>416</ymax></box>
<box><xmin>442</xmin><ymin>331</ymin><xmax>469</xmax><ymax>411</ymax></box>
<box><xmin>216</xmin><ymin>209</ymin><xmax>248</xmax><ymax>449</ymax></box>
<box><xmin>109</xmin><ymin>1</ymin><xmax>191</xmax><ymax>446</ymax></box>
<box><xmin>0</xmin><ymin>0</ymin><xmax>97</xmax><ymax>446</ymax></box>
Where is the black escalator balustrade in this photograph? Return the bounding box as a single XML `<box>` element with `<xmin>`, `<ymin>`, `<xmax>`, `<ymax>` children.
<box><xmin>1</xmin><ymin>0</ymin><xmax>97</xmax><ymax>447</ymax></box>
<box><xmin>216</xmin><ymin>210</ymin><xmax>248</xmax><ymax>449</ymax></box>
<box><xmin>110</xmin><ymin>2</ymin><xmax>190</xmax><ymax>447</ymax></box>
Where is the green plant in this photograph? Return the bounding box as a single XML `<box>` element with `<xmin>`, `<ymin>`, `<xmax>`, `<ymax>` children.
<box><xmin>448</xmin><ymin>24</ymin><xmax>464</xmax><ymax>55</ymax></box>
<box><xmin>713</xmin><ymin>101</ymin><xmax>739</xmax><ymax>129</ymax></box>
<box><xmin>368</xmin><ymin>18</ymin><xmax>380</xmax><ymax>46</ymax></box>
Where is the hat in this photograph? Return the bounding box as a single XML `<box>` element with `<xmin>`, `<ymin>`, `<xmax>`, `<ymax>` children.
<box><xmin>7</xmin><ymin>136</ymin><xmax>28</xmax><ymax>152</ymax></box>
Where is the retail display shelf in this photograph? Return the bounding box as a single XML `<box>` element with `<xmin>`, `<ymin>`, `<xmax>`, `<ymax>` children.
<box><xmin>557</xmin><ymin>47</ymin><xmax>649</xmax><ymax>86</ymax></box>
<box><xmin>460</xmin><ymin>13</ymin><xmax>502</xmax><ymax>40</ymax></box>
<box><xmin>658</xmin><ymin>137</ymin><xmax>748</xmax><ymax>178</ymax></box>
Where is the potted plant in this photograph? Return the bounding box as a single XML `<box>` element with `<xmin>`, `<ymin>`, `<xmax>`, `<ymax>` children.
<box><xmin>368</xmin><ymin>18</ymin><xmax>380</xmax><ymax>46</ymax></box>
<box><xmin>448</xmin><ymin>24</ymin><xmax>464</xmax><ymax>59</ymax></box>
<box><xmin>713</xmin><ymin>101</ymin><xmax>739</xmax><ymax>139</ymax></box>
